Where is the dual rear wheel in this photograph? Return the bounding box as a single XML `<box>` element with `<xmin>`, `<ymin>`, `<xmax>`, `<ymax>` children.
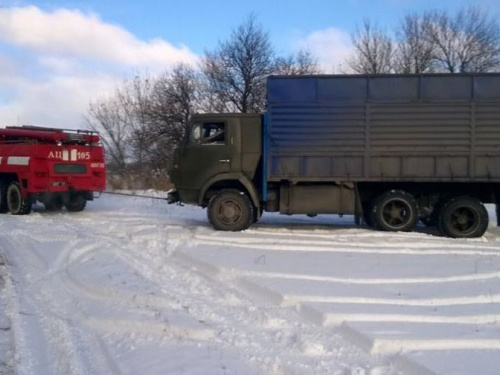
<box><xmin>366</xmin><ymin>190</ymin><xmax>488</xmax><ymax>238</ymax></box>
<box><xmin>0</xmin><ymin>181</ymin><xmax>87</xmax><ymax>215</ymax></box>
<box><xmin>368</xmin><ymin>190</ymin><xmax>418</xmax><ymax>232</ymax></box>
<box><xmin>437</xmin><ymin>197</ymin><xmax>488</xmax><ymax>238</ymax></box>
<box><xmin>44</xmin><ymin>194</ymin><xmax>87</xmax><ymax>212</ymax></box>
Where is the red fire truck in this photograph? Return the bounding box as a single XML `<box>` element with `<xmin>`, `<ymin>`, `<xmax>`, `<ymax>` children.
<box><xmin>0</xmin><ymin>126</ymin><xmax>106</xmax><ymax>215</ymax></box>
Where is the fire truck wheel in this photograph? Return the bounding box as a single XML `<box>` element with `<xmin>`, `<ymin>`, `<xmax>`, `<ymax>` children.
<box><xmin>0</xmin><ymin>183</ymin><xmax>7</xmax><ymax>213</ymax></box>
<box><xmin>65</xmin><ymin>195</ymin><xmax>87</xmax><ymax>212</ymax></box>
<box><xmin>44</xmin><ymin>196</ymin><xmax>64</xmax><ymax>211</ymax></box>
<box><xmin>6</xmin><ymin>182</ymin><xmax>31</xmax><ymax>215</ymax></box>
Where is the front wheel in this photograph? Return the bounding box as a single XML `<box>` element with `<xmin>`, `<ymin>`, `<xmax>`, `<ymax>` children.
<box><xmin>208</xmin><ymin>189</ymin><xmax>253</xmax><ymax>231</ymax></box>
<box><xmin>438</xmin><ymin>197</ymin><xmax>488</xmax><ymax>238</ymax></box>
<box><xmin>6</xmin><ymin>182</ymin><xmax>31</xmax><ymax>215</ymax></box>
<box><xmin>370</xmin><ymin>190</ymin><xmax>418</xmax><ymax>232</ymax></box>
<box><xmin>252</xmin><ymin>206</ymin><xmax>263</xmax><ymax>224</ymax></box>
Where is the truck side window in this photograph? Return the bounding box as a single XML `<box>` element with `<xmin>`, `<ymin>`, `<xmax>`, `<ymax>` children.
<box><xmin>201</xmin><ymin>122</ymin><xmax>225</xmax><ymax>145</ymax></box>
<box><xmin>189</xmin><ymin>124</ymin><xmax>201</xmax><ymax>144</ymax></box>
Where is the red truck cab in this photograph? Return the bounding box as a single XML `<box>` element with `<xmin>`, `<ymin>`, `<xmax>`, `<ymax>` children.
<box><xmin>0</xmin><ymin>126</ymin><xmax>106</xmax><ymax>214</ymax></box>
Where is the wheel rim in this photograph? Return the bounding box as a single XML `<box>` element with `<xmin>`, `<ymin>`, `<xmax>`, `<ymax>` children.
<box><xmin>381</xmin><ymin>199</ymin><xmax>412</xmax><ymax>229</ymax></box>
<box><xmin>449</xmin><ymin>206</ymin><xmax>478</xmax><ymax>235</ymax></box>
<box><xmin>217</xmin><ymin>198</ymin><xmax>243</xmax><ymax>225</ymax></box>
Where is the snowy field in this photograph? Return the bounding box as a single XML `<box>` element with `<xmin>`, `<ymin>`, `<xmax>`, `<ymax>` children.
<box><xmin>1</xmin><ymin>193</ymin><xmax>500</xmax><ymax>375</ymax></box>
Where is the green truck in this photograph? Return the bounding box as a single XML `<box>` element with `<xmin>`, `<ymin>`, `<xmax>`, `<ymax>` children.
<box><xmin>168</xmin><ymin>74</ymin><xmax>500</xmax><ymax>238</ymax></box>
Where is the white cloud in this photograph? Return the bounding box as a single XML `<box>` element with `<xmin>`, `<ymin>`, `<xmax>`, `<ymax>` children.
<box><xmin>0</xmin><ymin>64</ymin><xmax>118</xmax><ymax>127</ymax></box>
<box><xmin>0</xmin><ymin>6</ymin><xmax>199</xmax><ymax>129</ymax></box>
<box><xmin>0</xmin><ymin>6</ymin><xmax>197</xmax><ymax>67</ymax></box>
<box><xmin>295</xmin><ymin>27</ymin><xmax>353</xmax><ymax>73</ymax></box>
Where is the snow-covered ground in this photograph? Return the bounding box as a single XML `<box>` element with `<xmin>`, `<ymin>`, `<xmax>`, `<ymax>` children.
<box><xmin>1</xmin><ymin>192</ymin><xmax>499</xmax><ymax>375</ymax></box>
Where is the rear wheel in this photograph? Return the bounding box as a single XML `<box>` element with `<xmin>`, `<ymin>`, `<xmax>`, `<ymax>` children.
<box><xmin>208</xmin><ymin>189</ymin><xmax>253</xmax><ymax>231</ymax></box>
<box><xmin>370</xmin><ymin>190</ymin><xmax>418</xmax><ymax>232</ymax></box>
<box><xmin>65</xmin><ymin>194</ymin><xmax>87</xmax><ymax>212</ymax></box>
<box><xmin>44</xmin><ymin>196</ymin><xmax>64</xmax><ymax>211</ymax></box>
<box><xmin>438</xmin><ymin>196</ymin><xmax>488</xmax><ymax>238</ymax></box>
<box><xmin>6</xmin><ymin>182</ymin><xmax>31</xmax><ymax>215</ymax></box>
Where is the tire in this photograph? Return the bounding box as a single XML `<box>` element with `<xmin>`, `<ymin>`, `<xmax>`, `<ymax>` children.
<box><xmin>65</xmin><ymin>194</ymin><xmax>87</xmax><ymax>212</ymax></box>
<box><xmin>370</xmin><ymin>190</ymin><xmax>418</xmax><ymax>232</ymax></box>
<box><xmin>252</xmin><ymin>206</ymin><xmax>263</xmax><ymax>224</ymax></box>
<box><xmin>44</xmin><ymin>196</ymin><xmax>64</xmax><ymax>211</ymax></box>
<box><xmin>0</xmin><ymin>183</ymin><xmax>7</xmax><ymax>213</ymax></box>
<box><xmin>207</xmin><ymin>189</ymin><xmax>253</xmax><ymax>231</ymax></box>
<box><xmin>438</xmin><ymin>196</ymin><xmax>488</xmax><ymax>238</ymax></box>
<box><xmin>6</xmin><ymin>182</ymin><xmax>31</xmax><ymax>215</ymax></box>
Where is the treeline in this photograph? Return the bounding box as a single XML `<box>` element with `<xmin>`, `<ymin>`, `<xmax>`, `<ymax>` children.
<box><xmin>86</xmin><ymin>7</ymin><xmax>500</xmax><ymax>189</ymax></box>
<box><xmin>85</xmin><ymin>16</ymin><xmax>320</xmax><ymax>188</ymax></box>
<box><xmin>349</xmin><ymin>6</ymin><xmax>500</xmax><ymax>74</ymax></box>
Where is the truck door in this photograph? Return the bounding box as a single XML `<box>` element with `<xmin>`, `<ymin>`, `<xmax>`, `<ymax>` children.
<box><xmin>180</xmin><ymin>120</ymin><xmax>232</xmax><ymax>190</ymax></box>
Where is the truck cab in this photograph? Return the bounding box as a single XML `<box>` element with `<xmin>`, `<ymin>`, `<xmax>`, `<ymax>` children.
<box><xmin>169</xmin><ymin>113</ymin><xmax>262</xmax><ymax>212</ymax></box>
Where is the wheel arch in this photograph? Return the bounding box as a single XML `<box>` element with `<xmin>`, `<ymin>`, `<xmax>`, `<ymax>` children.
<box><xmin>0</xmin><ymin>172</ymin><xmax>19</xmax><ymax>186</ymax></box>
<box><xmin>199</xmin><ymin>173</ymin><xmax>260</xmax><ymax>209</ymax></box>
<box><xmin>0</xmin><ymin>173</ymin><xmax>30</xmax><ymax>200</ymax></box>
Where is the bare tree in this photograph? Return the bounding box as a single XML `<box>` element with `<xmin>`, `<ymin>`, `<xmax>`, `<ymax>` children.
<box><xmin>348</xmin><ymin>20</ymin><xmax>394</xmax><ymax>74</ymax></box>
<box><xmin>85</xmin><ymin>94</ymin><xmax>131</xmax><ymax>178</ymax></box>
<box><xmin>201</xmin><ymin>14</ymin><xmax>274</xmax><ymax>113</ymax></box>
<box><xmin>428</xmin><ymin>6</ymin><xmax>500</xmax><ymax>72</ymax></box>
<box><xmin>274</xmin><ymin>50</ymin><xmax>322</xmax><ymax>75</ymax></box>
<box><xmin>115</xmin><ymin>75</ymin><xmax>154</xmax><ymax>173</ymax></box>
<box><xmin>145</xmin><ymin>64</ymin><xmax>201</xmax><ymax>163</ymax></box>
<box><xmin>394</xmin><ymin>13</ymin><xmax>436</xmax><ymax>73</ymax></box>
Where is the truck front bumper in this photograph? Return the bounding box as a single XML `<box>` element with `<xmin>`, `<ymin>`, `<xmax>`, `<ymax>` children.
<box><xmin>167</xmin><ymin>189</ymin><xmax>180</xmax><ymax>204</ymax></box>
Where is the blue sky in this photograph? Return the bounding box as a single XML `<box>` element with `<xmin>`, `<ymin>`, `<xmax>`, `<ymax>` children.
<box><xmin>0</xmin><ymin>0</ymin><xmax>499</xmax><ymax>127</ymax></box>
<box><xmin>5</xmin><ymin>0</ymin><xmax>500</xmax><ymax>52</ymax></box>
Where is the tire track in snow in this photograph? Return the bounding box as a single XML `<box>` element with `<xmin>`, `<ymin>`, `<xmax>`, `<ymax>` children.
<box><xmin>193</xmin><ymin>233</ymin><xmax>500</xmax><ymax>256</ymax></box>
<box><xmin>49</xmin><ymin>213</ymin><xmax>391</xmax><ymax>375</ymax></box>
<box><xmin>169</xmin><ymin>221</ymin><xmax>500</xmax><ymax>361</ymax></box>
<box><xmin>27</xmin><ymin>223</ymin><xmax>217</xmax><ymax>344</ymax></box>
<box><xmin>0</xmin><ymin>252</ymin><xmax>15</xmax><ymax>375</ymax></box>
<box><xmin>233</xmin><ymin>269</ymin><xmax>500</xmax><ymax>285</ymax></box>
<box><xmin>282</xmin><ymin>293</ymin><xmax>500</xmax><ymax>307</ymax></box>
<box><xmin>0</xmin><ymin>225</ymin><xmax>122</xmax><ymax>375</ymax></box>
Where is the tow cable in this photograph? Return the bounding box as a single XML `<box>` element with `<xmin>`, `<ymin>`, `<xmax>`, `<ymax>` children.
<box><xmin>100</xmin><ymin>191</ymin><xmax>169</xmax><ymax>201</ymax></box>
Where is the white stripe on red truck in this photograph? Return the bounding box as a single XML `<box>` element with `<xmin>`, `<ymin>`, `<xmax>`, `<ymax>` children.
<box><xmin>7</xmin><ymin>156</ymin><xmax>30</xmax><ymax>166</ymax></box>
